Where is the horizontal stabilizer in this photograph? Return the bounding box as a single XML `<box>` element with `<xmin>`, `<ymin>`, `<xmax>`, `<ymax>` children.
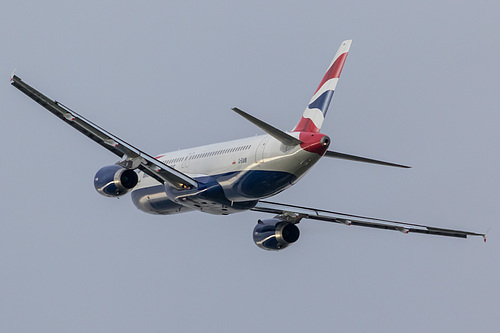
<box><xmin>232</xmin><ymin>107</ymin><xmax>302</xmax><ymax>146</ymax></box>
<box><xmin>324</xmin><ymin>150</ymin><xmax>410</xmax><ymax>168</ymax></box>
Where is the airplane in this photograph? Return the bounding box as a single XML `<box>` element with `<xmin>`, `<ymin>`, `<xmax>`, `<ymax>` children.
<box><xmin>10</xmin><ymin>40</ymin><xmax>486</xmax><ymax>250</ymax></box>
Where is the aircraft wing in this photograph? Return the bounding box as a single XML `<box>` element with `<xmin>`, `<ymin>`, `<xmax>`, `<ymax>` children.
<box><xmin>252</xmin><ymin>200</ymin><xmax>486</xmax><ymax>241</ymax></box>
<box><xmin>11</xmin><ymin>75</ymin><xmax>197</xmax><ymax>190</ymax></box>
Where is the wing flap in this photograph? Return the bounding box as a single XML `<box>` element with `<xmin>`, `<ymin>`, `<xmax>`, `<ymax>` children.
<box><xmin>11</xmin><ymin>75</ymin><xmax>124</xmax><ymax>156</ymax></box>
<box><xmin>253</xmin><ymin>200</ymin><xmax>485</xmax><ymax>240</ymax></box>
<box><xmin>11</xmin><ymin>75</ymin><xmax>197</xmax><ymax>190</ymax></box>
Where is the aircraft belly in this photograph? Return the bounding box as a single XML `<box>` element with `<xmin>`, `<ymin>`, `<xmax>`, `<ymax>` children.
<box><xmin>218</xmin><ymin>169</ymin><xmax>297</xmax><ymax>201</ymax></box>
<box><xmin>131</xmin><ymin>185</ymin><xmax>192</xmax><ymax>215</ymax></box>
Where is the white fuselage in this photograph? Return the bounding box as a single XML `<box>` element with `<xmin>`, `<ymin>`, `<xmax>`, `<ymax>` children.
<box><xmin>131</xmin><ymin>132</ymin><xmax>326</xmax><ymax>215</ymax></box>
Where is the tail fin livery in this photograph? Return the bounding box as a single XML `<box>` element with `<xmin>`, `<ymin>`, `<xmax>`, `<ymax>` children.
<box><xmin>293</xmin><ymin>40</ymin><xmax>352</xmax><ymax>133</ymax></box>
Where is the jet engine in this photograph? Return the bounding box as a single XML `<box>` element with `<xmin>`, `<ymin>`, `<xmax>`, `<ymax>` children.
<box><xmin>253</xmin><ymin>218</ymin><xmax>300</xmax><ymax>251</ymax></box>
<box><xmin>94</xmin><ymin>165</ymin><xmax>139</xmax><ymax>197</ymax></box>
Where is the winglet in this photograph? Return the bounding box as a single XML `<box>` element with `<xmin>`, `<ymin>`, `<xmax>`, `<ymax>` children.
<box><xmin>10</xmin><ymin>68</ymin><xmax>18</xmax><ymax>84</ymax></box>
<box><xmin>483</xmin><ymin>227</ymin><xmax>490</xmax><ymax>242</ymax></box>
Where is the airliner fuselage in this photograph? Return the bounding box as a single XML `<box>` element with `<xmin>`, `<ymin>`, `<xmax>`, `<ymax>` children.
<box><xmin>131</xmin><ymin>132</ymin><xmax>329</xmax><ymax>215</ymax></box>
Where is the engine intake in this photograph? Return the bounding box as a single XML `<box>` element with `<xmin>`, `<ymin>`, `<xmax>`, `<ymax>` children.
<box><xmin>94</xmin><ymin>165</ymin><xmax>139</xmax><ymax>197</ymax></box>
<box><xmin>253</xmin><ymin>218</ymin><xmax>300</xmax><ymax>251</ymax></box>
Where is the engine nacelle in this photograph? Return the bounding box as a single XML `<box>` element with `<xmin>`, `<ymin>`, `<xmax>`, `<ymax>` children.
<box><xmin>94</xmin><ymin>165</ymin><xmax>139</xmax><ymax>197</ymax></box>
<box><xmin>253</xmin><ymin>218</ymin><xmax>300</xmax><ymax>251</ymax></box>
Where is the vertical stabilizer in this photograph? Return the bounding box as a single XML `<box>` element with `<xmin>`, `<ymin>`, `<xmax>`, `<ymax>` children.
<box><xmin>293</xmin><ymin>40</ymin><xmax>352</xmax><ymax>133</ymax></box>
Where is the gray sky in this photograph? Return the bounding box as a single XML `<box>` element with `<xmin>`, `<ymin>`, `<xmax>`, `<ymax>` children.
<box><xmin>1</xmin><ymin>1</ymin><xmax>499</xmax><ymax>332</ymax></box>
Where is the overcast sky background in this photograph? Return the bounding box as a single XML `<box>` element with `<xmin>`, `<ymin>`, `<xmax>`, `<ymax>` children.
<box><xmin>1</xmin><ymin>1</ymin><xmax>499</xmax><ymax>332</ymax></box>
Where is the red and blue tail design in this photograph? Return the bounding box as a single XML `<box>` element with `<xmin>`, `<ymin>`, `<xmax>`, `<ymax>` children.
<box><xmin>293</xmin><ymin>40</ymin><xmax>352</xmax><ymax>133</ymax></box>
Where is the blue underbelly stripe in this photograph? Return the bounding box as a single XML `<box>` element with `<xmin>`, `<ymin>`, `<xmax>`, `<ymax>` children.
<box><xmin>132</xmin><ymin>169</ymin><xmax>297</xmax><ymax>213</ymax></box>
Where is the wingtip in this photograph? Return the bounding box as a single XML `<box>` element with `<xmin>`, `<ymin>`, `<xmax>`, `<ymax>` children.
<box><xmin>482</xmin><ymin>228</ymin><xmax>491</xmax><ymax>242</ymax></box>
<box><xmin>10</xmin><ymin>67</ymin><xmax>18</xmax><ymax>83</ymax></box>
